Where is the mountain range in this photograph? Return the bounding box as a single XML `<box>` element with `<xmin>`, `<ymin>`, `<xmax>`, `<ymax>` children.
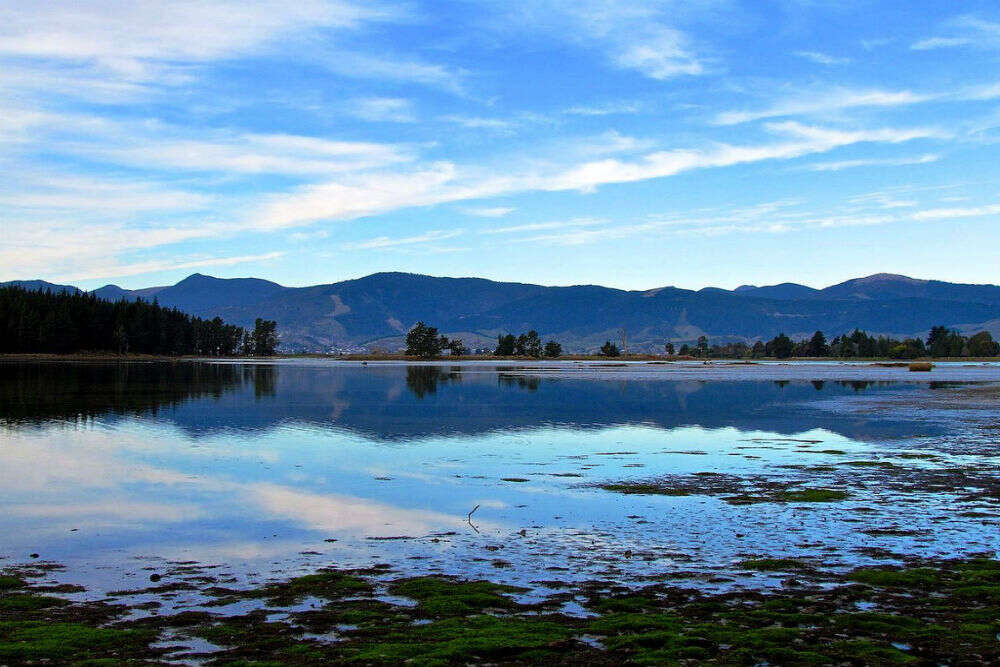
<box><xmin>4</xmin><ymin>272</ymin><xmax>1000</xmax><ymax>353</ymax></box>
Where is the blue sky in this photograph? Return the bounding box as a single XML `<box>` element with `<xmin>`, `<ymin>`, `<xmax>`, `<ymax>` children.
<box><xmin>3</xmin><ymin>0</ymin><xmax>1000</xmax><ymax>291</ymax></box>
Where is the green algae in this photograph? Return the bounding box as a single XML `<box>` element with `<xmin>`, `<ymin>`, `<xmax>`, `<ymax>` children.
<box><xmin>347</xmin><ymin>615</ymin><xmax>573</xmax><ymax>665</ymax></box>
<box><xmin>842</xmin><ymin>460</ymin><xmax>896</xmax><ymax>468</ymax></box>
<box><xmin>737</xmin><ymin>557</ymin><xmax>809</xmax><ymax>571</ymax></box>
<box><xmin>0</xmin><ymin>592</ymin><xmax>68</xmax><ymax>611</ymax></box>
<box><xmin>390</xmin><ymin>576</ymin><xmax>527</xmax><ymax>617</ymax></box>
<box><xmin>0</xmin><ymin>576</ymin><xmax>25</xmax><ymax>591</ymax></box>
<box><xmin>2</xmin><ymin>558</ymin><xmax>998</xmax><ymax>665</ymax></box>
<box><xmin>209</xmin><ymin>570</ymin><xmax>372</xmax><ymax>606</ymax></box>
<box><xmin>726</xmin><ymin>487</ymin><xmax>849</xmax><ymax>504</ymax></box>
<box><xmin>0</xmin><ymin>621</ymin><xmax>154</xmax><ymax>663</ymax></box>
<box><xmin>598</xmin><ymin>482</ymin><xmax>690</xmax><ymax>496</ymax></box>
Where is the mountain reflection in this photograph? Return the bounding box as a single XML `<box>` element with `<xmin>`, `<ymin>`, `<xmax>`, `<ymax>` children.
<box><xmin>0</xmin><ymin>361</ymin><xmax>932</xmax><ymax>441</ymax></box>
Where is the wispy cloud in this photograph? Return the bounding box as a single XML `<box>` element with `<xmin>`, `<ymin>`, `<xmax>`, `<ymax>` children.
<box><xmin>490</xmin><ymin>1</ymin><xmax>707</xmax><ymax>80</ymax></box>
<box><xmin>348</xmin><ymin>97</ymin><xmax>415</xmax><ymax>123</ymax></box>
<box><xmin>463</xmin><ymin>206</ymin><xmax>516</xmax><ymax>217</ymax></box>
<box><xmin>480</xmin><ymin>217</ymin><xmax>603</xmax><ymax>235</ymax></box>
<box><xmin>83</xmin><ymin>129</ymin><xmax>414</xmax><ymax>176</ymax></box>
<box><xmin>564</xmin><ymin>102</ymin><xmax>641</xmax><ymax>116</ymax></box>
<box><xmin>440</xmin><ymin>115</ymin><xmax>516</xmax><ymax>130</ymax></box>
<box><xmin>0</xmin><ymin>173</ymin><xmax>211</xmax><ymax>212</ymax></box>
<box><xmin>805</xmin><ymin>153</ymin><xmax>939</xmax><ymax>172</ymax></box>
<box><xmin>57</xmin><ymin>252</ymin><xmax>285</xmax><ymax>282</ymax></box>
<box><xmin>912</xmin><ymin>15</ymin><xmax>1000</xmax><ymax>51</ymax></box>
<box><xmin>715</xmin><ymin>88</ymin><xmax>931</xmax><ymax>126</ymax></box>
<box><xmin>911</xmin><ymin>203</ymin><xmax>1000</xmax><ymax>221</ymax></box>
<box><xmin>0</xmin><ymin>1</ymin><xmax>408</xmax><ymax>99</ymax></box>
<box><xmin>320</xmin><ymin>51</ymin><xmax>467</xmax><ymax>94</ymax></box>
<box><xmin>344</xmin><ymin>229</ymin><xmax>463</xmax><ymax>249</ymax></box>
<box><xmin>614</xmin><ymin>26</ymin><xmax>704</xmax><ymax>79</ymax></box>
<box><xmin>794</xmin><ymin>51</ymin><xmax>851</xmax><ymax>65</ymax></box>
<box><xmin>912</xmin><ymin>37</ymin><xmax>974</xmax><ymax>51</ymax></box>
<box><xmin>252</xmin><ymin>121</ymin><xmax>944</xmax><ymax>229</ymax></box>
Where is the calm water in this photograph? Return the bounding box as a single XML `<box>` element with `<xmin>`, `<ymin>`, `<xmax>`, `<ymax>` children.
<box><xmin>1</xmin><ymin>360</ymin><xmax>998</xmax><ymax>607</ymax></box>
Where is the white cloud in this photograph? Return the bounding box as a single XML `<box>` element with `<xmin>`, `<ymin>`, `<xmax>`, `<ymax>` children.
<box><xmin>614</xmin><ymin>26</ymin><xmax>703</xmax><ymax>79</ymax></box>
<box><xmin>73</xmin><ymin>127</ymin><xmax>414</xmax><ymax>176</ymax></box>
<box><xmin>715</xmin><ymin>88</ymin><xmax>931</xmax><ymax>126</ymax></box>
<box><xmin>564</xmin><ymin>102</ymin><xmax>641</xmax><ymax>116</ymax></box>
<box><xmin>0</xmin><ymin>1</ymin><xmax>470</xmax><ymax>104</ymax></box>
<box><xmin>912</xmin><ymin>37</ymin><xmax>973</xmax><ymax>51</ymax></box>
<box><xmin>543</xmin><ymin>122</ymin><xmax>945</xmax><ymax>192</ymax></box>
<box><xmin>0</xmin><ymin>174</ymin><xmax>211</xmax><ymax>211</ymax></box>
<box><xmin>463</xmin><ymin>206</ymin><xmax>516</xmax><ymax>217</ymax></box>
<box><xmin>481</xmin><ymin>217</ymin><xmax>604</xmax><ymax>235</ymax></box>
<box><xmin>250</xmin><ymin>121</ymin><xmax>944</xmax><ymax>229</ymax></box>
<box><xmin>441</xmin><ymin>115</ymin><xmax>516</xmax><ymax>130</ymax></box>
<box><xmin>911</xmin><ymin>204</ymin><xmax>1000</xmax><ymax>221</ymax></box>
<box><xmin>488</xmin><ymin>1</ymin><xmax>706</xmax><ymax>80</ymax></box>
<box><xmin>58</xmin><ymin>252</ymin><xmax>285</xmax><ymax>282</ymax></box>
<box><xmin>794</xmin><ymin>51</ymin><xmax>851</xmax><ymax>65</ymax></box>
<box><xmin>344</xmin><ymin>229</ymin><xmax>463</xmax><ymax>250</ymax></box>
<box><xmin>0</xmin><ymin>1</ymin><xmax>407</xmax><ymax>102</ymax></box>
<box><xmin>321</xmin><ymin>51</ymin><xmax>466</xmax><ymax>94</ymax></box>
<box><xmin>805</xmin><ymin>153</ymin><xmax>939</xmax><ymax>172</ymax></box>
<box><xmin>0</xmin><ymin>1</ymin><xmax>389</xmax><ymax>64</ymax></box>
<box><xmin>348</xmin><ymin>97</ymin><xmax>415</xmax><ymax>122</ymax></box>
<box><xmin>911</xmin><ymin>15</ymin><xmax>1000</xmax><ymax>51</ymax></box>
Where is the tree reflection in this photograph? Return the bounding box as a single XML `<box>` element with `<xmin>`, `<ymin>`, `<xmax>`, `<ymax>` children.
<box><xmin>0</xmin><ymin>361</ymin><xmax>272</xmax><ymax>425</ymax></box>
<box><xmin>405</xmin><ymin>366</ymin><xmax>462</xmax><ymax>399</ymax></box>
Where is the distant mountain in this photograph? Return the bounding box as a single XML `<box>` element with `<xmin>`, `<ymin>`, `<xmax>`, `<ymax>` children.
<box><xmin>2</xmin><ymin>279</ymin><xmax>81</xmax><ymax>294</ymax></box>
<box><xmin>5</xmin><ymin>272</ymin><xmax>1000</xmax><ymax>352</ymax></box>
<box><xmin>733</xmin><ymin>283</ymin><xmax>821</xmax><ymax>300</ymax></box>
<box><xmin>819</xmin><ymin>273</ymin><xmax>1000</xmax><ymax>305</ymax></box>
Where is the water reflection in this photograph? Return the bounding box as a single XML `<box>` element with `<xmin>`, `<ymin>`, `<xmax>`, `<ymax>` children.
<box><xmin>0</xmin><ymin>360</ymin><xmax>996</xmax><ymax>600</ymax></box>
<box><xmin>405</xmin><ymin>366</ymin><xmax>461</xmax><ymax>398</ymax></box>
<box><xmin>0</xmin><ymin>362</ymin><xmax>247</xmax><ymax>425</ymax></box>
<box><xmin>0</xmin><ymin>361</ymin><xmax>935</xmax><ymax>441</ymax></box>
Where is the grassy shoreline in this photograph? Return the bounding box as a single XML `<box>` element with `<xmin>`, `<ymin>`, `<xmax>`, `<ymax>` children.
<box><xmin>2</xmin><ymin>352</ymin><xmax>998</xmax><ymax>363</ymax></box>
<box><xmin>3</xmin><ymin>556</ymin><xmax>998</xmax><ymax>665</ymax></box>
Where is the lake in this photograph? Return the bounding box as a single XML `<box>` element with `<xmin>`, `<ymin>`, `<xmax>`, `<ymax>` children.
<box><xmin>2</xmin><ymin>359</ymin><xmax>998</xmax><ymax>613</ymax></box>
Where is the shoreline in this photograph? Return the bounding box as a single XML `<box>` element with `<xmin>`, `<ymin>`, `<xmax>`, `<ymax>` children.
<box><xmin>2</xmin><ymin>555</ymin><xmax>998</xmax><ymax>664</ymax></box>
<box><xmin>3</xmin><ymin>352</ymin><xmax>999</xmax><ymax>363</ymax></box>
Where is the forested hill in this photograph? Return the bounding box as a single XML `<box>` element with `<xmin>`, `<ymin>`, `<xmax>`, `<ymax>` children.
<box><xmin>0</xmin><ymin>286</ymin><xmax>275</xmax><ymax>356</ymax></box>
<box><xmin>3</xmin><ymin>272</ymin><xmax>1000</xmax><ymax>353</ymax></box>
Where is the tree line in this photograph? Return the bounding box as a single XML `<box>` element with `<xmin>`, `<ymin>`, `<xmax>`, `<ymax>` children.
<box><xmin>0</xmin><ymin>286</ymin><xmax>278</xmax><ymax>356</ymax></box>
<box><xmin>669</xmin><ymin>326</ymin><xmax>999</xmax><ymax>360</ymax></box>
<box><xmin>404</xmin><ymin>323</ymin><xmax>563</xmax><ymax>358</ymax></box>
<box><xmin>494</xmin><ymin>331</ymin><xmax>562</xmax><ymax>358</ymax></box>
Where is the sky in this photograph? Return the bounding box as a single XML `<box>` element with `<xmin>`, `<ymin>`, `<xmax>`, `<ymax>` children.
<box><xmin>2</xmin><ymin>0</ymin><xmax>1000</xmax><ymax>291</ymax></box>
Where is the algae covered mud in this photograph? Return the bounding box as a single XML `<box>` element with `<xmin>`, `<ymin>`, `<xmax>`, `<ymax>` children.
<box><xmin>1</xmin><ymin>359</ymin><xmax>998</xmax><ymax>664</ymax></box>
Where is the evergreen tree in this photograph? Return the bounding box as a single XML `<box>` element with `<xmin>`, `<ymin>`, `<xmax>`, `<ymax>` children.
<box><xmin>252</xmin><ymin>318</ymin><xmax>279</xmax><ymax>356</ymax></box>
<box><xmin>600</xmin><ymin>340</ymin><xmax>620</xmax><ymax>357</ymax></box>
<box><xmin>405</xmin><ymin>321</ymin><xmax>446</xmax><ymax>357</ymax></box>
<box><xmin>968</xmin><ymin>331</ymin><xmax>1000</xmax><ymax>357</ymax></box>
<box><xmin>696</xmin><ymin>335</ymin><xmax>709</xmax><ymax>357</ymax></box>
<box><xmin>494</xmin><ymin>333</ymin><xmax>516</xmax><ymax>356</ymax></box>
<box><xmin>523</xmin><ymin>330</ymin><xmax>542</xmax><ymax>357</ymax></box>
<box><xmin>765</xmin><ymin>333</ymin><xmax>794</xmax><ymax>359</ymax></box>
<box><xmin>0</xmin><ymin>286</ymin><xmax>251</xmax><ymax>356</ymax></box>
<box><xmin>807</xmin><ymin>330</ymin><xmax>828</xmax><ymax>356</ymax></box>
<box><xmin>447</xmin><ymin>338</ymin><xmax>469</xmax><ymax>356</ymax></box>
<box><xmin>544</xmin><ymin>340</ymin><xmax>562</xmax><ymax>357</ymax></box>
